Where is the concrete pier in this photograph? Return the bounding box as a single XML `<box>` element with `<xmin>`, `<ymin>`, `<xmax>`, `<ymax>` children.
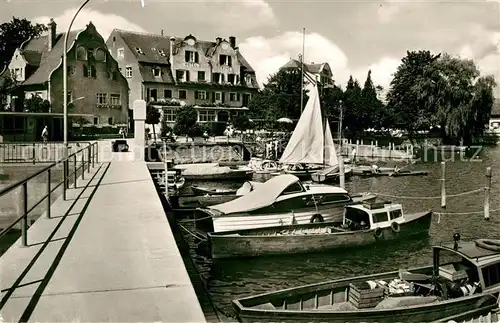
<box><xmin>0</xmin><ymin>160</ymin><xmax>206</xmax><ymax>322</ymax></box>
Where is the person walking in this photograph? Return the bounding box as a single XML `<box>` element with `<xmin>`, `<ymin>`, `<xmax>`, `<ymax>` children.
<box><xmin>41</xmin><ymin>126</ymin><xmax>48</xmax><ymax>143</ymax></box>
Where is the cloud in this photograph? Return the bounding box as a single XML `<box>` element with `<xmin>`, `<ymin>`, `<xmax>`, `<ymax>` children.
<box><xmin>377</xmin><ymin>0</ymin><xmax>403</xmax><ymax>24</ymax></box>
<box><xmin>239</xmin><ymin>31</ymin><xmax>400</xmax><ymax>92</ymax></box>
<box><xmin>32</xmin><ymin>8</ymin><xmax>146</xmax><ymax>40</ymax></box>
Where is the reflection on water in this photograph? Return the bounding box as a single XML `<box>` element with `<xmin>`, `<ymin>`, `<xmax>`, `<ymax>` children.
<box><xmin>178</xmin><ymin>146</ymin><xmax>500</xmax><ymax>318</ymax></box>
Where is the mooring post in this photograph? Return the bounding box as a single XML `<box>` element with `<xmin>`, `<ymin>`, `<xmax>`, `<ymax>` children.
<box><xmin>73</xmin><ymin>154</ymin><xmax>77</xmax><ymax>189</ymax></box>
<box><xmin>21</xmin><ymin>182</ymin><xmax>28</xmax><ymax>247</ymax></box>
<box><xmin>441</xmin><ymin>161</ymin><xmax>446</xmax><ymax>208</ymax></box>
<box><xmin>484</xmin><ymin>167</ymin><xmax>492</xmax><ymax>221</ymax></box>
<box><xmin>47</xmin><ymin>168</ymin><xmax>51</xmax><ymax>218</ymax></box>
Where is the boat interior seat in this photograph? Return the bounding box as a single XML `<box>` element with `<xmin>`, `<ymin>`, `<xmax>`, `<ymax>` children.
<box><xmin>375</xmin><ymin>296</ymin><xmax>439</xmax><ymax>309</ymax></box>
<box><xmin>253</xmin><ymin>302</ymin><xmax>276</xmax><ymax>310</ymax></box>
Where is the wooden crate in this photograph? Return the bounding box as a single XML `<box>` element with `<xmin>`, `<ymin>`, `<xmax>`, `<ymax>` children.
<box><xmin>348</xmin><ymin>283</ymin><xmax>384</xmax><ymax>309</ymax></box>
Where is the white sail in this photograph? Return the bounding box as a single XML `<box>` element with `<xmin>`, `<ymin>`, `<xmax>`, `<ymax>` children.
<box><xmin>324</xmin><ymin>120</ymin><xmax>339</xmax><ymax>167</ymax></box>
<box><xmin>279</xmin><ymin>85</ymin><xmax>324</xmax><ymax>165</ymax></box>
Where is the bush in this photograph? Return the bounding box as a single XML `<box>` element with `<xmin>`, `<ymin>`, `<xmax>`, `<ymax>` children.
<box><xmin>209</xmin><ymin>121</ymin><xmax>227</xmax><ymax>136</ymax></box>
<box><xmin>174</xmin><ymin>105</ymin><xmax>197</xmax><ymax>136</ymax></box>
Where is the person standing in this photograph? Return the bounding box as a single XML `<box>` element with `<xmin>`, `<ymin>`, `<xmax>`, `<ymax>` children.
<box><xmin>41</xmin><ymin>126</ymin><xmax>48</xmax><ymax>143</ymax></box>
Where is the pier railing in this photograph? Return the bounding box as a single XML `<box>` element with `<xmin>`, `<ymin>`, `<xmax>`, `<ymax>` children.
<box><xmin>0</xmin><ymin>141</ymin><xmax>92</xmax><ymax>164</ymax></box>
<box><xmin>0</xmin><ymin>142</ymin><xmax>99</xmax><ymax>247</ymax></box>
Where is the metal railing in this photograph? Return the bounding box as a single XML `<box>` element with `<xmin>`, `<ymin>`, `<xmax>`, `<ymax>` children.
<box><xmin>0</xmin><ymin>142</ymin><xmax>99</xmax><ymax>247</ymax></box>
<box><xmin>0</xmin><ymin>142</ymin><xmax>91</xmax><ymax>164</ymax></box>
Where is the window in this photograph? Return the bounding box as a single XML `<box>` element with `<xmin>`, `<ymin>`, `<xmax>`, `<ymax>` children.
<box><xmin>95</xmin><ymin>48</ymin><xmax>106</xmax><ymax>62</ymax></box>
<box><xmin>110</xmin><ymin>93</ymin><xmax>121</xmax><ymax>105</ymax></box>
<box><xmin>198</xmin><ymin>71</ymin><xmax>205</xmax><ymax>81</ymax></box>
<box><xmin>158</xmin><ymin>49</ymin><xmax>167</xmax><ymax>57</ymax></box>
<box><xmin>219</xmin><ymin>54</ymin><xmax>232</xmax><ymax>66</ymax></box>
<box><xmin>482</xmin><ymin>263</ymin><xmax>500</xmax><ymax>288</ymax></box>
<box><xmin>108</xmin><ymin>71</ymin><xmax>117</xmax><ymax>80</ymax></box>
<box><xmin>67</xmin><ymin>91</ymin><xmax>73</xmax><ymax>103</ymax></box>
<box><xmin>214</xmin><ymin>92</ymin><xmax>222</xmax><ymax>102</ymax></box>
<box><xmin>212</xmin><ymin>73</ymin><xmax>221</xmax><ymax>83</ymax></box>
<box><xmin>229</xmin><ymin>93</ymin><xmax>240</xmax><ymax>102</ymax></box>
<box><xmin>108</xmin><ymin>117</ymin><xmax>114</xmax><ymax>125</ymax></box>
<box><xmin>153</xmin><ymin>67</ymin><xmax>161</xmax><ymax>77</ymax></box>
<box><xmin>12</xmin><ymin>68</ymin><xmax>22</xmax><ymax>79</ymax></box>
<box><xmin>245</xmin><ymin>75</ymin><xmax>253</xmax><ymax>86</ymax></box>
<box><xmin>321</xmin><ymin>194</ymin><xmax>351</xmax><ymax>204</ymax></box>
<box><xmin>76</xmin><ymin>46</ymin><xmax>87</xmax><ymax>60</ymax></box>
<box><xmin>176</xmin><ymin>70</ymin><xmax>190</xmax><ymax>82</ymax></box>
<box><xmin>228</xmin><ymin>74</ymin><xmax>238</xmax><ymax>84</ymax></box>
<box><xmin>93</xmin><ymin>117</ymin><xmax>99</xmax><ymax>125</ymax></box>
<box><xmin>390</xmin><ymin>209</ymin><xmax>402</xmax><ymax>220</ymax></box>
<box><xmin>198</xmin><ymin>110</ymin><xmax>216</xmax><ymax>122</ymax></box>
<box><xmin>185</xmin><ymin>50</ymin><xmax>199</xmax><ymax>63</ymax></box>
<box><xmin>148</xmin><ymin>89</ymin><xmax>157</xmax><ymax>102</ymax></box>
<box><xmin>87</xmin><ymin>48</ymin><xmax>94</xmax><ymax>60</ymax></box>
<box><xmin>179</xmin><ymin>90</ymin><xmax>187</xmax><ymax>99</ymax></box>
<box><xmin>195</xmin><ymin>90</ymin><xmax>207</xmax><ymax>100</ymax></box>
<box><xmin>117</xmin><ymin>48</ymin><xmax>124</xmax><ymax>59</ymax></box>
<box><xmin>164</xmin><ymin>89</ymin><xmax>172</xmax><ymax>98</ymax></box>
<box><xmin>164</xmin><ymin>109</ymin><xmax>175</xmax><ymax>122</ymax></box>
<box><xmin>372</xmin><ymin>212</ymin><xmax>389</xmax><ymax>223</ymax></box>
<box><xmin>96</xmin><ymin>93</ymin><xmax>107</xmax><ymax>105</ymax></box>
<box><xmin>281</xmin><ymin>182</ymin><xmax>304</xmax><ymax>195</ymax></box>
<box><xmin>125</xmin><ymin>66</ymin><xmax>132</xmax><ymax>78</ymax></box>
<box><xmin>135</xmin><ymin>47</ymin><xmax>145</xmax><ymax>55</ymax></box>
<box><xmin>83</xmin><ymin>65</ymin><xmax>96</xmax><ymax>78</ymax></box>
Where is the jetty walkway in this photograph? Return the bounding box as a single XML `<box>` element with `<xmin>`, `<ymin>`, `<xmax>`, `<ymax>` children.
<box><xmin>0</xmin><ymin>142</ymin><xmax>206</xmax><ymax>322</ymax></box>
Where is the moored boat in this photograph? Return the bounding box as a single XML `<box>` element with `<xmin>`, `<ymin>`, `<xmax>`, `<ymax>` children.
<box><xmin>174</xmin><ymin>163</ymin><xmax>253</xmax><ymax>181</ymax></box>
<box><xmin>310</xmin><ymin>164</ymin><xmax>354</xmax><ymax>183</ymax></box>
<box><xmin>191</xmin><ymin>185</ymin><xmax>237</xmax><ymax>195</ymax></box>
<box><xmin>208</xmin><ymin>201</ymin><xmax>432</xmax><ymax>259</ymax></box>
<box><xmin>232</xmin><ymin>237</ymin><xmax>500</xmax><ymax>322</ymax></box>
<box><xmin>195</xmin><ymin>174</ymin><xmax>377</xmax><ymax>233</ymax></box>
<box><xmin>352</xmin><ymin>165</ymin><xmax>428</xmax><ymax>177</ymax></box>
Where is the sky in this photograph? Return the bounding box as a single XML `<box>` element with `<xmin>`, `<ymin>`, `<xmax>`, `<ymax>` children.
<box><xmin>2</xmin><ymin>0</ymin><xmax>500</xmax><ymax>96</ymax></box>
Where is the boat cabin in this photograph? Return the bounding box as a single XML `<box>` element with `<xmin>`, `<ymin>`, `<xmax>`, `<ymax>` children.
<box><xmin>343</xmin><ymin>202</ymin><xmax>404</xmax><ymax>230</ymax></box>
<box><xmin>432</xmin><ymin>238</ymin><xmax>500</xmax><ymax>296</ymax></box>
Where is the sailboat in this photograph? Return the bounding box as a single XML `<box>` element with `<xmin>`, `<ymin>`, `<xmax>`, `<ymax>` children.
<box><xmin>279</xmin><ymin>84</ymin><xmax>352</xmax><ymax>182</ymax></box>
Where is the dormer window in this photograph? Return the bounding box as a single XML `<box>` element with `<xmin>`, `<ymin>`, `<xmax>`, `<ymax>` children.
<box><xmin>10</xmin><ymin>68</ymin><xmax>23</xmax><ymax>81</ymax></box>
<box><xmin>212</xmin><ymin>73</ymin><xmax>225</xmax><ymax>84</ymax></box>
<box><xmin>245</xmin><ymin>75</ymin><xmax>252</xmax><ymax>86</ymax></box>
<box><xmin>117</xmin><ymin>48</ymin><xmax>124</xmax><ymax>59</ymax></box>
<box><xmin>158</xmin><ymin>50</ymin><xmax>167</xmax><ymax>57</ymax></box>
<box><xmin>95</xmin><ymin>48</ymin><xmax>106</xmax><ymax>62</ymax></box>
<box><xmin>219</xmin><ymin>54</ymin><xmax>232</xmax><ymax>66</ymax></box>
<box><xmin>76</xmin><ymin>46</ymin><xmax>87</xmax><ymax>60</ymax></box>
<box><xmin>153</xmin><ymin>67</ymin><xmax>162</xmax><ymax>77</ymax></box>
<box><xmin>135</xmin><ymin>47</ymin><xmax>145</xmax><ymax>55</ymax></box>
<box><xmin>151</xmin><ymin>47</ymin><xmax>157</xmax><ymax>52</ymax></box>
<box><xmin>87</xmin><ymin>48</ymin><xmax>94</xmax><ymax>60</ymax></box>
<box><xmin>228</xmin><ymin>74</ymin><xmax>240</xmax><ymax>85</ymax></box>
<box><xmin>185</xmin><ymin>50</ymin><xmax>199</xmax><ymax>63</ymax></box>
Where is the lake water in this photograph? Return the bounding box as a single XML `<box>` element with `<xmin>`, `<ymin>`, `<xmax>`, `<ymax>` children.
<box><xmin>178</xmin><ymin>146</ymin><xmax>500</xmax><ymax>319</ymax></box>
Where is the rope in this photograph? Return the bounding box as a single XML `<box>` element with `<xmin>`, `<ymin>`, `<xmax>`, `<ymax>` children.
<box><xmin>178</xmin><ymin>214</ymin><xmax>213</xmax><ymax>223</ymax></box>
<box><xmin>375</xmin><ymin>188</ymin><xmax>484</xmax><ymax>200</ymax></box>
<box><xmin>434</xmin><ymin>208</ymin><xmax>500</xmax><ymax>224</ymax></box>
<box><xmin>178</xmin><ymin>223</ymin><xmax>207</xmax><ymax>242</ymax></box>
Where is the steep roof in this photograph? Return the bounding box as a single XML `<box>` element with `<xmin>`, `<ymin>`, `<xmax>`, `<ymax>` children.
<box><xmin>21</xmin><ymin>31</ymin><xmax>81</xmax><ymax>85</ymax></box>
<box><xmin>112</xmin><ymin>29</ymin><xmax>256</xmax><ymax>72</ymax></box>
<box><xmin>139</xmin><ymin>63</ymin><xmax>174</xmax><ymax>83</ymax></box>
<box><xmin>280</xmin><ymin>58</ymin><xmax>326</xmax><ymax>75</ymax></box>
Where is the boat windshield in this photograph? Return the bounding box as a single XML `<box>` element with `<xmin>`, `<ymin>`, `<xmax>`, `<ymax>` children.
<box><xmin>435</xmin><ymin>248</ymin><xmax>480</xmax><ymax>290</ymax></box>
<box><xmin>280</xmin><ymin>181</ymin><xmax>304</xmax><ymax>195</ymax></box>
<box><xmin>344</xmin><ymin>207</ymin><xmax>370</xmax><ymax>228</ymax></box>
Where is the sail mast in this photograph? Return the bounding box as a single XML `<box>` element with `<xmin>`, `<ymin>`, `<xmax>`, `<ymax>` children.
<box><xmin>338</xmin><ymin>101</ymin><xmax>345</xmax><ymax>189</ymax></box>
<box><xmin>300</xmin><ymin>27</ymin><xmax>305</xmax><ymax>114</ymax></box>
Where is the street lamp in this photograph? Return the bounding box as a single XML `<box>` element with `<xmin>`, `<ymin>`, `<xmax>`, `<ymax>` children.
<box><xmin>63</xmin><ymin>0</ymin><xmax>91</xmax><ymax>154</ymax></box>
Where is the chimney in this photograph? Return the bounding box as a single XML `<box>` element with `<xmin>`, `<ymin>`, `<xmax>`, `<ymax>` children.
<box><xmin>169</xmin><ymin>36</ymin><xmax>175</xmax><ymax>64</ymax></box>
<box><xmin>229</xmin><ymin>36</ymin><xmax>236</xmax><ymax>48</ymax></box>
<box><xmin>216</xmin><ymin>37</ymin><xmax>222</xmax><ymax>45</ymax></box>
<box><xmin>161</xmin><ymin>29</ymin><xmax>164</xmax><ymax>36</ymax></box>
<box><xmin>48</xmin><ymin>18</ymin><xmax>57</xmax><ymax>51</ymax></box>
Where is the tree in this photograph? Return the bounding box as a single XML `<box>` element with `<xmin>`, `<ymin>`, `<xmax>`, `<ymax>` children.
<box><xmin>386</xmin><ymin>50</ymin><xmax>442</xmax><ymax>140</ymax></box>
<box><xmin>342</xmin><ymin>76</ymin><xmax>364</xmax><ymax>136</ymax></box>
<box><xmin>24</xmin><ymin>96</ymin><xmax>50</xmax><ymax>112</ymax></box>
<box><xmin>173</xmin><ymin>105</ymin><xmax>198</xmax><ymax>139</ymax></box>
<box><xmin>0</xmin><ymin>17</ymin><xmax>47</xmax><ymax>69</ymax></box>
<box><xmin>360</xmin><ymin>70</ymin><xmax>386</xmax><ymax>130</ymax></box>
<box><xmin>232</xmin><ymin>114</ymin><xmax>252</xmax><ymax>132</ymax></box>
<box><xmin>146</xmin><ymin>103</ymin><xmax>161</xmax><ymax>142</ymax></box>
<box><xmin>320</xmin><ymin>84</ymin><xmax>344</xmax><ymax>122</ymax></box>
<box><xmin>248</xmin><ymin>69</ymin><xmax>308</xmax><ymax>123</ymax></box>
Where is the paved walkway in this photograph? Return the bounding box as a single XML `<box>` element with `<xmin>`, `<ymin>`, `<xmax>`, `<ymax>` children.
<box><xmin>0</xmin><ymin>161</ymin><xmax>206</xmax><ymax>322</ymax></box>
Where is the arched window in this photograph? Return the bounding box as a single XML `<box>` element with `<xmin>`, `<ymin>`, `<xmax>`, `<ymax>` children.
<box><xmin>76</xmin><ymin>46</ymin><xmax>87</xmax><ymax>61</ymax></box>
<box><xmin>95</xmin><ymin>48</ymin><xmax>106</xmax><ymax>62</ymax></box>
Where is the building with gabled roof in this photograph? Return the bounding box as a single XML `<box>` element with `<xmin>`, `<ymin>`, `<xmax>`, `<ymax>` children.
<box><xmin>106</xmin><ymin>29</ymin><xmax>259</xmax><ymax>127</ymax></box>
<box><xmin>280</xmin><ymin>58</ymin><xmax>335</xmax><ymax>87</ymax></box>
<box><xmin>488</xmin><ymin>98</ymin><xmax>500</xmax><ymax>134</ymax></box>
<box><xmin>0</xmin><ymin>19</ymin><xmax>129</xmax><ymax>141</ymax></box>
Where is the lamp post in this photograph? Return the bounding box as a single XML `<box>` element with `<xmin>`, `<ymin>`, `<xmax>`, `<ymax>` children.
<box><xmin>63</xmin><ymin>0</ymin><xmax>91</xmax><ymax>154</ymax></box>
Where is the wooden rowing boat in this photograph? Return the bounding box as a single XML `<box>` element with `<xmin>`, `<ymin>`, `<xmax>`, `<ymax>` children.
<box><xmin>208</xmin><ymin>202</ymin><xmax>432</xmax><ymax>259</ymax></box>
<box><xmin>352</xmin><ymin>166</ymin><xmax>429</xmax><ymax>177</ymax></box>
<box><xmin>233</xmin><ymin>238</ymin><xmax>500</xmax><ymax>322</ymax></box>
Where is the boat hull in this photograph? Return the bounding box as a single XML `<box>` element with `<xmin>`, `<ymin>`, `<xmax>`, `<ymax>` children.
<box><xmin>233</xmin><ymin>267</ymin><xmax>500</xmax><ymax>323</ymax></box>
<box><xmin>191</xmin><ymin>185</ymin><xmax>236</xmax><ymax>195</ymax></box>
<box><xmin>182</xmin><ymin>170</ymin><xmax>253</xmax><ymax>181</ymax></box>
<box><xmin>198</xmin><ymin>194</ymin><xmax>377</xmax><ymax>233</ymax></box>
<box><xmin>310</xmin><ymin>168</ymin><xmax>353</xmax><ymax>183</ymax></box>
<box><xmin>208</xmin><ymin>211</ymin><xmax>432</xmax><ymax>259</ymax></box>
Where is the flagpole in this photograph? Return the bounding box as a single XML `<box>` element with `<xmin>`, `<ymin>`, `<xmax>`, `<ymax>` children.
<box><xmin>300</xmin><ymin>27</ymin><xmax>305</xmax><ymax>114</ymax></box>
<box><xmin>338</xmin><ymin>100</ymin><xmax>345</xmax><ymax>189</ymax></box>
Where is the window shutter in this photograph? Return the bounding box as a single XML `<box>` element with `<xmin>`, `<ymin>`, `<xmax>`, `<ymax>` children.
<box><xmin>237</xmin><ymin>93</ymin><xmax>241</xmax><ymax>101</ymax></box>
<box><xmin>221</xmin><ymin>74</ymin><xmax>225</xmax><ymax>83</ymax></box>
<box><xmin>186</xmin><ymin>71</ymin><xmax>190</xmax><ymax>82</ymax></box>
<box><xmin>212</xmin><ymin>92</ymin><xmax>215</xmax><ymax>103</ymax></box>
<box><xmin>228</xmin><ymin>56</ymin><xmax>232</xmax><ymax>67</ymax></box>
<box><xmin>112</xmin><ymin>71</ymin><xmax>117</xmax><ymax>80</ymax></box>
<box><xmin>185</xmin><ymin>51</ymin><xmax>189</xmax><ymax>62</ymax></box>
<box><xmin>219</xmin><ymin>55</ymin><xmax>224</xmax><ymax>65</ymax></box>
<box><xmin>194</xmin><ymin>90</ymin><xmax>199</xmax><ymax>100</ymax></box>
<box><xmin>221</xmin><ymin>92</ymin><xmax>225</xmax><ymax>103</ymax></box>
<box><xmin>195</xmin><ymin>52</ymin><xmax>199</xmax><ymax>63</ymax></box>
<box><xmin>83</xmin><ymin>65</ymin><xmax>88</xmax><ymax>77</ymax></box>
<box><xmin>91</xmin><ymin>65</ymin><xmax>97</xmax><ymax>78</ymax></box>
